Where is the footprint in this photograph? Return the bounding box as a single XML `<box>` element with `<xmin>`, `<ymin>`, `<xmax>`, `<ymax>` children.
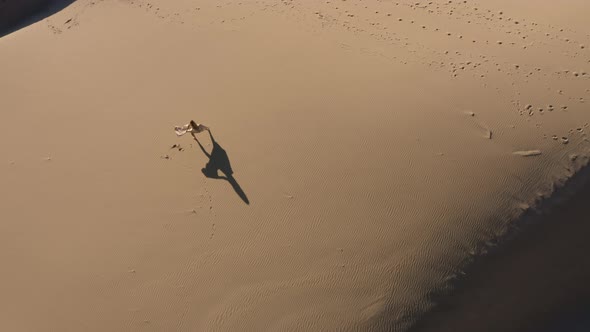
<box><xmin>513</xmin><ymin>150</ymin><xmax>542</xmax><ymax>157</ymax></box>
<box><xmin>464</xmin><ymin>112</ymin><xmax>493</xmax><ymax>139</ymax></box>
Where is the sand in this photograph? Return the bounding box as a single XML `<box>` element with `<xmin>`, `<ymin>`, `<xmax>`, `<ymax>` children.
<box><xmin>412</xmin><ymin>162</ymin><xmax>590</xmax><ymax>332</ymax></box>
<box><xmin>1</xmin><ymin>0</ymin><xmax>589</xmax><ymax>331</ymax></box>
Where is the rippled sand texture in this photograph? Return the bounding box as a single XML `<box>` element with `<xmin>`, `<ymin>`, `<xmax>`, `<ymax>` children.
<box><xmin>1</xmin><ymin>0</ymin><xmax>589</xmax><ymax>331</ymax></box>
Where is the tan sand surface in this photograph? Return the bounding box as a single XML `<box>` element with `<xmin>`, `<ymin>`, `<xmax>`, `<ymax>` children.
<box><xmin>412</xmin><ymin>153</ymin><xmax>590</xmax><ymax>332</ymax></box>
<box><xmin>1</xmin><ymin>0</ymin><xmax>589</xmax><ymax>331</ymax></box>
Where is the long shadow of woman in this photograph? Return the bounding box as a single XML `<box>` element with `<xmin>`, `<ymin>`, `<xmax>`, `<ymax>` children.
<box><xmin>192</xmin><ymin>130</ymin><xmax>249</xmax><ymax>205</ymax></box>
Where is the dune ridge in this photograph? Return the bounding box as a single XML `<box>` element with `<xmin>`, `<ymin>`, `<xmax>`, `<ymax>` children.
<box><xmin>410</xmin><ymin>150</ymin><xmax>590</xmax><ymax>332</ymax></box>
<box><xmin>0</xmin><ymin>0</ymin><xmax>52</xmax><ymax>34</ymax></box>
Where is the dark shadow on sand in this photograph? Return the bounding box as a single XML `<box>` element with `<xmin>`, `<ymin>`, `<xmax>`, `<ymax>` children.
<box><xmin>192</xmin><ymin>130</ymin><xmax>249</xmax><ymax>205</ymax></box>
<box><xmin>0</xmin><ymin>0</ymin><xmax>76</xmax><ymax>38</ymax></box>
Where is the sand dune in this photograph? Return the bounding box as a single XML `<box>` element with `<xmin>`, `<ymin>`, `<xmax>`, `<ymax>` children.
<box><xmin>0</xmin><ymin>0</ymin><xmax>77</xmax><ymax>37</ymax></box>
<box><xmin>412</xmin><ymin>158</ymin><xmax>590</xmax><ymax>332</ymax></box>
<box><xmin>0</xmin><ymin>0</ymin><xmax>50</xmax><ymax>30</ymax></box>
<box><xmin>1</xmin><ymin>0</ymin><xmax>589</xmax><ymax>331</ymax></box>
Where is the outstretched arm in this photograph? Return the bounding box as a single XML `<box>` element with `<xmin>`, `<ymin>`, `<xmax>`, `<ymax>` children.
<box><xmin>207</xmin><ymin>129</ymin><xmax>216</xmax><ymax>145</ymax></box>
<box><xmin>192</xmin><ymin>133</ymin><xmax>211</xmax><ymax>158</ymax></box>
